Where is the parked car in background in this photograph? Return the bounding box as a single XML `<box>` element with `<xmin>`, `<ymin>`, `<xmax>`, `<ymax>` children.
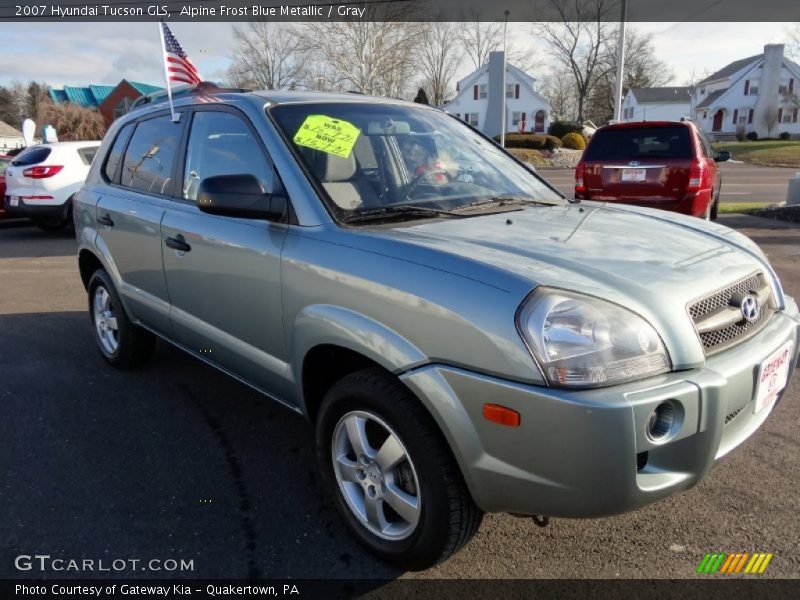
<box><xmin>4</xmin><ymin>141</ymin><xmax>100</xmax><ymax>230</ymax></box>
<box><xmin>0</xmin><ymin>154</ymin><xmax>10</xmax><ymax>219</ymax></box>
<box><xmin>575</xmin><ymin>120</ymin><xmax>730</xmax><ymax>219</ymax></box>
<box><xmin>75</xmin><ymin>88</ymin><xmax>798</xmax><ymax>570</ymax></box>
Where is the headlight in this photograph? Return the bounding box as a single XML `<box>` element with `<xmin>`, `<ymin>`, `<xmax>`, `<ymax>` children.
<box><xmin>517</xmin><ymin>288</ymin><xmax>671</xmax><ymax>388</ymax></box>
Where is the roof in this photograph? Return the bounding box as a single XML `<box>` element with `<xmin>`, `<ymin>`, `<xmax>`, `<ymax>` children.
<box><xmin>629</xmin><ymin>86</ymin><xmax>692</xmax><ymax>104</ymax></box>
<box><xmin>129</xmin><ymin>82</ymin><xmax>163</xmax><ymax>95</ymax></box>
<box><xmin>48</xmin><ymin>81</ymin><xmax>163</xmax><ymax>108</ymax></box>
<box><xmin>695</xmin><ymin>89</ymin><xmax>727</xmax><ymax>110</ymax></box>
<box><xmin>697</xmin><ymin>54</ymin><xmax>761</xmax><ymax>85</ymax></box>
<box><xmin>0</xmin><ymin>120</ymin><xmax>23</xmax><ymax>137</ymax></box>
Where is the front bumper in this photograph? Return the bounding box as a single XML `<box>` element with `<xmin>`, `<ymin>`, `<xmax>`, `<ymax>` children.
<box><xmin>400</xmin><ymin>301</ymin><xmax>800</xmax><ymax>518</ymax></box>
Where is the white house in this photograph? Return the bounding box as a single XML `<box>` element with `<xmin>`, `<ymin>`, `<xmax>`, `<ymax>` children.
<box><xmin>441</xmin><ymin>51</ymin><xmax>551</xmax><ymax>138</ymax></box>
<box><xmin>692</xmin><ymin>44</ymin><xmax>800</xmax><ymax>139</ymax></box>
<box><xmin>0</xmin><ymin>120</ymin><xmax>25</xmax><ymax>153</ymax></box>
<box><xmin>621</xmin><ymin>87</ymin><xmax>692</xmax><ymax>122</ymax></box>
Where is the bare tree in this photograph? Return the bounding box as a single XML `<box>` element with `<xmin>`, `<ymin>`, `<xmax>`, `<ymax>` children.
<box><xmin>532</xmin><ymin>0</ymin><xmax>618</xmax><ymax>122</ymax></box>
<box><xmin>538</xmin><ymin>67</ymin><xmax>578</xmax><ymax>121</ymax></box>
<box><xmin>418</xmin><ymin>21</ymin><xmax>461</xmax><ymax>106</ymax></box>
<box><xmin>787</xmin><ymin>24</ymin><xmax>800</xmax><ymax>59</ymax></box>
<box><xmin>587</xmin><ymin>27</ymin><xmax>673</xmax><ymax>123</ymax></box>
<box><xmin>301</xmin><ymin>3</ymin><xmax>423</xmax><ymax>98</ymax></box>
<box><xmin>228</xmin><ymin>22</ymin><xmax>304</xmax><ymax>90</ymax></box>
<box><xmin>760</xmin><ymin>106</ymin><xmax>779</xmax><ymax>138</ymax></box>
<box><xmin>457</xmin><ymin>15</ymin><xmax>504</xmax><ymax>70</ymax></box>
<box><xmin>36</xmin><ymin>99</ymin><xmax>106</xmax><ymax>141</ymax></box>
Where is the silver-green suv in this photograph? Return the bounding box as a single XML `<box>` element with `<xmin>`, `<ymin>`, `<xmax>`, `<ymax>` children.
<box><xmin>74</xmin><ymin>87</ymin><xmax>799</xmax><ymax>570</ymax></box>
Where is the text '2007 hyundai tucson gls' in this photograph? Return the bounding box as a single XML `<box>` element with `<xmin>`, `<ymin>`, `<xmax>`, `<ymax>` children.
<box><xmin>74</xmin><ymin>87</ymin><xmax>799</xmax><ymax>570</ymax></box>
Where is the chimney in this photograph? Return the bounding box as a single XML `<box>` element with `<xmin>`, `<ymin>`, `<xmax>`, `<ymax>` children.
<box><xmin>484</xmin><ymin>51</ymin><xmax>506</xmax><ymax>139</ymax></box>
<box><xmin>754</xmin><ymin>44</ymin><xmax>784</xmax><ymax>135</ymax></box>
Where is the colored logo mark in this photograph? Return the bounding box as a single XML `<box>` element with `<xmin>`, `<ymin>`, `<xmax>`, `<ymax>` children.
<box><xmin>696</xmin><ymin>552</ymin><xmax>773</xmax><ymax>574</ymax></box>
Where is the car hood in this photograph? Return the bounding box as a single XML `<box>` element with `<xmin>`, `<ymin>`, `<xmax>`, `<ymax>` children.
<box><xmin>360</xmin><ymin>203</ymin><xmax>778</xmax><ymax>366</ymax></box>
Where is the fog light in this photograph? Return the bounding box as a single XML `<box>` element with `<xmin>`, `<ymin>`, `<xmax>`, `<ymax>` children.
<box><xmin>647</xmin><ymin>401</ymin><xmax>675</xmax><ymax>441</ymax></box>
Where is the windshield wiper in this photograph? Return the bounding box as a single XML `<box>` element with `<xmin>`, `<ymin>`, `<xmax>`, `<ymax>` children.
<box><xmin>452</xmin><ymin>196</ymin><xmax>551</xmax><ymax>213</ymax></box>
<box><xmin>342</xmin><ymin>204</ymin><xmax>467</xmax><ymax>223</ymax></box>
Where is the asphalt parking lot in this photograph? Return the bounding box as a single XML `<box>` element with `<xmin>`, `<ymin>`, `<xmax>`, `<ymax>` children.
<box><xmin>0</xmin><ymin>215</ymin><xmax>798</xmax><ymax>580</ymax></box>
<box><xmin>543</xmin><ymin>162</ymin><xmax>797</xmax><ymax>203</ymax></box>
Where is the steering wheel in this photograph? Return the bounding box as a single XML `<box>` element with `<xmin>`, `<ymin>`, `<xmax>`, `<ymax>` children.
<box><xmin>402</xmin><ymin>168</ymin><xmax>452</xmax><ymax>200</ymax></box>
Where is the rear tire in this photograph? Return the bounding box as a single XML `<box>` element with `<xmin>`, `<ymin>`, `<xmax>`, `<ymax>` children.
<box><xmin>710</xmin><ymin>192</ymin><xmax>719</xmax><ymax>221</ymax></box>
<box><xmin>316</xmin><ymin>368</ymin><xmax>483</xmax><ymax>571</ymax></box>
<box><xmin>34</xmin><ymin>203</ymin><xmax>72</xmax><ymax>231</ymax></box>
<box><xmin>87</xmin><ymin>268</ymin><xmax>155</xmax><ymax>369</ymax></box>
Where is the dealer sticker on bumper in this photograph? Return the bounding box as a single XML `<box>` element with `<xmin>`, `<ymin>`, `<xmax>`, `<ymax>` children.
<box><xmin>754</xmin><ymin>341</ymin><xmax>793</xmax><ymax>413</ymax></box>
<box><xmin>9</xmin><ymin>196</ymin><xmax>18</xmax><ymax>206</ymax></box>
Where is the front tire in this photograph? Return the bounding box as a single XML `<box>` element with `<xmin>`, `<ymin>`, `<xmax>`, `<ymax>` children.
<box><xmin>316</xmin><ymin>368</ymin><xmax>483</xmax><ymax>570</ymax></box>
<box><xmin>87</xmin><ymin>269</ymin><xmax>155</xmax><ymax>368</ymax></box>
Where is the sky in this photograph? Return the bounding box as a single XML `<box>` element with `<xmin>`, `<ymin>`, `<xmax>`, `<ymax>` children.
<box><xmin>0</xmin><ymin>21</ymin><xmax>796</xmax><ymax>91</ymax></box>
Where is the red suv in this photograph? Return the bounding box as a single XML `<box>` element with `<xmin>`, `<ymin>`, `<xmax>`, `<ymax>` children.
<box><xmin>0</xmin><ymin>154</ymin><xmax>11</xmax><ymax>219</ymax></box>
<box><xmin>574</xmin><ymin>120</ymin><xmax>730</xmax><ymax>219</ymax></box>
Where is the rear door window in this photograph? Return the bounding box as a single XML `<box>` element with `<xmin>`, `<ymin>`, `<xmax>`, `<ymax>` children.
<box><xmin>584</xmin><ymin>127</ymin><xmax>693</xmax><ymax>161</ymax></box>
<box><xmin>121</xmin><ymin>115</ymin><xmax>183</xmax><ymax>196</ymax></box>
<box><xmin>103</xmin><ymin>124</ymin><xmax>133</xmax><ymax>183</ymax></box>
<box><xmin>0</xmin><ymin>158</ymin><xmax>9</xmax><ymax>175</ymax></box>
<box><xmin>11</xmin><ymin>146</ymin><xmax>51</xmax><ymax>166</ymax></box>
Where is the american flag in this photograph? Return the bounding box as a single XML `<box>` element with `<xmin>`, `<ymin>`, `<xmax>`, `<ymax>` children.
<box><xmin>161</xmin><ymin>22</ymin><xmax>202</xmax><ymax>85</ymax></box>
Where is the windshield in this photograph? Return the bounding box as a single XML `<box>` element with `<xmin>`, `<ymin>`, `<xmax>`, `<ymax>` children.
<box><xmin>270</xmin><ymin>102</ymin><xmax>563</xmax><ymax>222</ymax></box>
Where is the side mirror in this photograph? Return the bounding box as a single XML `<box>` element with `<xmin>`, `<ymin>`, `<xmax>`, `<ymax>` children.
<box><xmin>714</xmin><ymin>150</ymin><xmax>731</xmax><ymax>163</ymax></box>
<box><xmin>196</xmin><ymin>174</ymin><xmax>286</xmax><ymax>221</ymax></box>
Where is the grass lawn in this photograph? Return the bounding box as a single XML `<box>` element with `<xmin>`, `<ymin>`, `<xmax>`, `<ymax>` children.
<box><xmin>508</xmin><ymin>148</ymin><xmax>549</xmax><ymax>167</ymax></box>
<box><xmin>718</xmin><ymin>201</ymin><xmax>774</xmax><ymax>214</ymax></box>
<box><xmin>712</xmin><ymin>140</ymin><xmax>800</xmax><ymax>168</ymax></box>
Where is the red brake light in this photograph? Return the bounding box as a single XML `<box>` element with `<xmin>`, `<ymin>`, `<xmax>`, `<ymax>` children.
<box><xmin>23</xmin><ymin>165</ymin><xmax>63</xmax><ymax>179</ymax></box>
<box><xmin>687</xmin><ymin>160</ymin><xmax>706</xmax><ymax>191</ymax></box>
<box><xmin>575</xmin><ymin>162</ymin><xmax>586</xmax><ymax>193</ymax></box>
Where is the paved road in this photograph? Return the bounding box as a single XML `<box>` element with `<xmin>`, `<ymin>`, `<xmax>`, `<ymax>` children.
<box><xmin>0</xmin><ymin>217</ymin><xmax>798</xmax><ymax>581</ymax></box>
<box><xmin>541</xmin><ymin>162</ymin><xmax>797</xmax><ymax>204</ymax></box>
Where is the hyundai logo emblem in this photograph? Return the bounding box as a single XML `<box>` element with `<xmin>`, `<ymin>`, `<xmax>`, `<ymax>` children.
<box><xmin>740</xmin><ymin>295</ymin><xmax>760</xmax><ymax>322</ymax></box>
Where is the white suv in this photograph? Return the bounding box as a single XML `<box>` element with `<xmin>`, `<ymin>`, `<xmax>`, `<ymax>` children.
<box><xmin>4</xmin><ymin>141</ymin><xmax>100</xmax><ymax>230</ymax></box>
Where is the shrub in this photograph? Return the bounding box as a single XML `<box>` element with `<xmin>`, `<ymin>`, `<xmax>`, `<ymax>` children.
<box><xmin>779</xmin><ymin>131</ymin><xmax>791</xmax><ymax>140</ymax></box>
<box><xmin>735</xmin><ymin>124</ymin><xmax>746</xmax><ymax>142</ymax></box>
<box><xmin>498</xmin><ymin>132</ymin><xmax>563</xmax><ymax>151</ymax></box>
<box><xmin>561</xmin><ymin>132</ymin><xmax>586</xmax><ymax>150</ymax></box>
<box><xmin>746</xmin><ymin>130</ymin><xmax>759</xmax><ymax>141</ymax></box>
<box><xmin>548</xmin><ymin>120</ymin><xmax>583</xmax><ymax>139</ymax></box>
<box><xmin>507</xmin><ymin>148</ymin><xmax>549</xmax><ymax>168</ymax></box>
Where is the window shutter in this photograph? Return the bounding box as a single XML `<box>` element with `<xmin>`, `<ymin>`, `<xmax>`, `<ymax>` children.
<box><xmin>790</xmin><ymin>78</ymin><xmax>795</xmax><ymax>93</ymax></box>
<box><xmin>515</xmin><ymin>84</ymin><xmax>520</xmax><ymax>99</ymax></box>
<box><xmin>473</xmin><ymin>85</ymin><xmax>478</xmax><ymax>100</ymax></box>
<box><xmin>732</xmin><ymin>109</ymin><xmax>738</xmax><ymax>124</ymax></box>
<box><xmin>778</xmin><ymin>108</ymin><xmax>783</xmax><ymax>122</ymax></box>
<box><xmin>748</xmin><ymin>109</ymin><xmax>753</xmax><ymax>124</ymax></box>
<box><xmin>794</xmin><ymin>108</ymin><xmax>798</xmax><ymax>123</ymax></box>
<box><xmin>744</xmin><ymin>80</ymin><xmax>749</xmax><ymax>95</ymax></box>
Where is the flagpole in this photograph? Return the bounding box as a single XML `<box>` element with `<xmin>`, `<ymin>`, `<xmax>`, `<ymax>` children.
<box><xmin>159</xmin><ymin>21</ymin><xmax>179</xmax><ymax>122</ymax></box>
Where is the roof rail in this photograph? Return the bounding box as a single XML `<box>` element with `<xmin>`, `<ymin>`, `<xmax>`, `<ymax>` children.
<box><xmin>129</xmin><ymin>82</ymin><xmax>251</xmax><ymax>110</ymax></box>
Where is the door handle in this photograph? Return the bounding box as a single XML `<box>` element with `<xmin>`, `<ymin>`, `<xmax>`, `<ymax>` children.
<box><xmin>97</xmin><ymin>213</ymin><xmax>114</xmax><ymax>227</ymax></box>
<box><xmin>165</xmin><ymin>234</ymin><xmax>191</xmax><ymax>252</ymax></box>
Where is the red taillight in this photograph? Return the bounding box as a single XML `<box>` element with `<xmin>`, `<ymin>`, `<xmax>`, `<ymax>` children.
<box><xmin>23</xmin><ymin>165</ymin><xmax>63</xmax><ymax>178</ymax></box>
<box><xmin>687</xmin><ymin>160</ymin><xmax>706</xmax><ymax>191</ymax></box>
<box><xmin>575</xmin><ymin>162</ymin><xmax>585</xmax><ymax>193</ymax></box>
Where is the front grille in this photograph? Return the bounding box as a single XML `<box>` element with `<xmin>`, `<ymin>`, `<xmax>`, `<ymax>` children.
<box><xmin>688</xmin><ymin>273</ymin><xmax>774</xmax><ymax>354</ymax></box>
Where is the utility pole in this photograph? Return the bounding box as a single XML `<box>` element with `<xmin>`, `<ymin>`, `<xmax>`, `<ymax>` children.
<box><xmin>613</xmin><ymin>0</ymin><xmax>627</xmax><ymax>123</ymax></box>
<box><xmin>500</xmin><ymin>10</ymin><xmax>510</xmax><ymax>147</ymax></box>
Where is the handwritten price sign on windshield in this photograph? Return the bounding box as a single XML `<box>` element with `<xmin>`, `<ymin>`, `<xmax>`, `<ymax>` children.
<box><xmin>294</xmin><ymin>115</ymin><xmax>361</xmax><ymax>159</ymax></box>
